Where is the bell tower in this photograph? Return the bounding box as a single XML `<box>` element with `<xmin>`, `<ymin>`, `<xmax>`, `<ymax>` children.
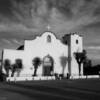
<box><xmin>62</xmin><ymin>33</ymin><xmax>83</xmax><ymax>77</ymax></box>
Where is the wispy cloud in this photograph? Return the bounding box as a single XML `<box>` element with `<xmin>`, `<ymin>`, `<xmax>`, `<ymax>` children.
<box><xmin>85</xmin><ymin>46</ymin><xmax>100</xmax><ymax>50</ymax></box>
<box><xmin>0</xmin><ymin>0</ymin><xmax>99</xmax><ymax>64</ymax></box>
<box><xmin>12</xmin><ymin>39</ymin><xmax>22</xmax><ymax>45</ymax></box>
<box><xmin>1</xmin><ymin>38</ymin><xmax>12</xmax><ymax>44</ymax></box>
<box><xmin>0</xmin><ymin>0</ymin><xmax>99</xmax><ymax>34</ymax></box>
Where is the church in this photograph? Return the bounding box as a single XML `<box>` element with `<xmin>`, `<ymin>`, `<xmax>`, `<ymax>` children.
<box><xmin>2</xmin><ymin>31</ymin><xmax>83</xmax><ymax>81</ymax></box>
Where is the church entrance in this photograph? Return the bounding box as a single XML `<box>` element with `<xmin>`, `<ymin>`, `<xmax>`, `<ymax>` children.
<box><xmin>43</xmin><ymin>55</ymin><xmax>54</xmax><ymax>76</ymax></box>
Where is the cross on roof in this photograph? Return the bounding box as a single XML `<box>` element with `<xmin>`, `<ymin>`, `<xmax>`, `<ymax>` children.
<box><xmin>47</xmin><ymin>24</ymin><xmax>51</xmax><ymax>31</ymax></box>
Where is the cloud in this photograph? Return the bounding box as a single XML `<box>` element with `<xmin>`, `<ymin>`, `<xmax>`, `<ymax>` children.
<box><xmin>85</xmin><ymin>46</ymin><xmax>100</xmax><ymax>50</ymax></box>
<box><xmin>0</xmin><ymin>0</ymin><xmax>100</xmax><ymax>28</ymax></box>
<box><xmin>12</xmin><ymin>39</ymin><xmax>22</xmax><ymax>45</ymax></box>
<box><xmin>1</xmin><ymin>39</ymin><xmax>11</xmax><ymax>44</ymax></box>
<box><xmin>0</xmin><ymin>0</ymin><xmax>99</xmax><ymax>34</ymax></box>
<box><xmin>0</xmin><ymin>38</ymin><xmax>20</xmax><ymax>51</ymax></box>
<box><xmin>0</xmin><ymin>0</ymin><xmax>99</xmax><ymax>64</ymax></box>
<box><xmin>0</xmin><ymin>0</ymin><xmax>99</xmax><ymax>39</ymax></box>
<box><xmin>1</xmin><ymin>38</ymin><xmax>23</xmax><ymax>47</ymax></box>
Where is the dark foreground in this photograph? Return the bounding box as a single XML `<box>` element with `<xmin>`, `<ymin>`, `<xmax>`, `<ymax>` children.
<box><xmin>0</xmin><ymin>79</ymin><xmax>100</xmax><ymax>100</ymax></box>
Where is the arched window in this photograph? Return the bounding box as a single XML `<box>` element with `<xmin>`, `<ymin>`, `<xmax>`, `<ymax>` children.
<box><xmin>76</xmin><ymin>39</ymin><xmax>78</xmax><ymax>44</ymax></box>
<box><xmin>47</xmin><ymin>35</ymin><xmax>51</xmax><ymax>43</ymax></box>
<box><xmin>43</xmin><ymin>55</ymin><xmax>54</xmax><ymax>66</ymax></box>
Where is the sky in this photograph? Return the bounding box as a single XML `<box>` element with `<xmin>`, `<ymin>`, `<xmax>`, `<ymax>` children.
<box><xmin>0</xmin><ymin>0</ymin><xmax>100</xmax><ymax>65</ymax></box>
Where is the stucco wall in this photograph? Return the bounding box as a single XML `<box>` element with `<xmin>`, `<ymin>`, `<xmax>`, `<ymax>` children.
<box><xmin>2</xmin><ymin>32</ymin><xmax>69</xmax><ymax>77</ymax></box>
<box><xmin>70</xmin><ymin>34</ymin><xmax>83</xmax><ymax>76</ymax></box>
<box><xmin>2</xmin><ymin>32</ymin><xmax>83</xmax><ymax>77</ymax></box>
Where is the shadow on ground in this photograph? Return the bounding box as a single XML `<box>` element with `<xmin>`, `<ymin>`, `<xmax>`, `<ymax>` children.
<box><xmin>1</xmin><ymin>79</ymin><xmax>100</xmax><ymax>100</ymax></box>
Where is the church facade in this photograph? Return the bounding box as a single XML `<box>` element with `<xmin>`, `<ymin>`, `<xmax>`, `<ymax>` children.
<box><xmin>2</xmin><ymin>31</ymin><xmax>83</xmax><ymax>80</ymax></box>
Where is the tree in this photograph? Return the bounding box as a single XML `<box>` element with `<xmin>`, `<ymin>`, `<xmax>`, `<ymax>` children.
<box><xmin>4</xmin><ymin>59</ymin><xmax>11</xmax><ymax>77</ymax></box>
<box><xmin>15</xmin><ymin>59</ymin><xmax>23</xmax><ymax>69</ymax></box>
<box><xmin>11</xmin><ymin>59</ymin><xmax>23</xmax><ymax>77</ymax></box>
<box><xmin>11</xmin><ymin>63</ymin><xmax>17</xmax><ymax>77</ymax></box>
<box><xmin>62</xmin><ymin>34</ymin><xmax>69</xmax><ymax>45</ymax></box>
<box><xmin>60</xmin><ymin>56</ymin><xmax>68</xmax><ymax>76</ymax></box>
<box><xmin>0</xmin><ymin>69</ymin><xmax>6</xmax><ymax>81</ymax></box>
<box><xmin>32</xmin><ymin>57</ymin><xmax>41</xmax><ymax>76</ymax></box>
<box><xmin>84</xmin><ymin>59</ymin><xmax>92</xmax><ymax>68</ymax></box>
<box><xmin>83</xmin><ymin>59</ymin><xmax>92</xmax><ymax>75</ymax></box>
<box><xmin>74</xmin><ymin>50</ymin><xmax>87</xmax><ymax>76</ymax></box>
<box><xmin>15</xmin><ymin>59</ymin><xmax>23</xmax><ymax>76</ymax></box>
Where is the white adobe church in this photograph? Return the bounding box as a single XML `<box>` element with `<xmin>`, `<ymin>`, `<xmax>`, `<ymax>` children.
<box><xmin>2</xmin><ymin>31</ymin><xmax>83</xmax><ymax>80</ymax></box>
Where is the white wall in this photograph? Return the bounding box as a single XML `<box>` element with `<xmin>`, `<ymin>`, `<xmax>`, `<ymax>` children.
<box><xmin>2</xmin><ymin>32</ymin><xmax>83</xmax><ymax>77</ymax></box>
<box><xmin>70</xmin><ymin>34</ymin><xmax>83</xmax><ymax>76</ymax></box>
<box><xmin>2</xmin><ymin>32</ymin><xmax>68</xmax><ymax>77</ymax></box>
<box><xmin>24</xmin><ymin>32</ymin><xmax>68</xmax><ymax>75</ymax></box>
<box><xmin>3</xmin><ymin>49</ymin><xmax>24</xmax><ymax>64</ymax></box>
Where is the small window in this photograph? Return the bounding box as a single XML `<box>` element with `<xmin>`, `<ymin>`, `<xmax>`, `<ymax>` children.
<box><xmin>47</xmin><ymin>35</ymin><xmax>51</xmax><ymax>43</ymax></box>
<box><xmin>76</xmin><ymin>40</ymin><xmax>78</xmax><ymax>44</ymax></box>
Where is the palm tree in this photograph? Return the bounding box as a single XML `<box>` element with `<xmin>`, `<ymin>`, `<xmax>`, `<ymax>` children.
<box><xmin>60</xmin><ymin>56</ymin><xmax>68</xmax><ymax>76</ymax></box>
<box><xmin>32</xmin><ymin>57</ymin><xmax>41</xmax><ymax>76</ymax></box>
<box><xmin>74</xmin><ymin>50</ymin><xmax>87</xmax><ymax>76</ymax></box>
<box><xmin>4</xmin><ymin>59</ymin><xmax>11</xmax><ymax>77</ymax></box>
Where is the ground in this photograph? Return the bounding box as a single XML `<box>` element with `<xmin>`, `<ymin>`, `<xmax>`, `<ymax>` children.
<box><xmin>0</xmin><ymin>79</ymin><xmax>100</xmax><ymax>100</ymax></box>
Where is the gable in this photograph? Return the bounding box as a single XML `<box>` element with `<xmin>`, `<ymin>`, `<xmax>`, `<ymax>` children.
<box><xmin>23</xmin><ymin>31</ymin><xmax>68</xmax><ymax>56</ymax></box>
<box><xmin>34</xmin><ymin>31</ymin><xmax>58</xmax><ymax>43</ymax></box>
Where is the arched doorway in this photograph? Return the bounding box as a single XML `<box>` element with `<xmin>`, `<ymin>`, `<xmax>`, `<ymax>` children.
<box><xmin>43</xmin><ymin>55</ymin><xmax>54</xmax><ymax>76</ymax></box>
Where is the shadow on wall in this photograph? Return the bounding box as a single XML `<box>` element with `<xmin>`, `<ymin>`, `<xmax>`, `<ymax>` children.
<box><xmin>3</xmin><ymin>59</ymin><xmax>23</xmax><ymax>77</ymax></box>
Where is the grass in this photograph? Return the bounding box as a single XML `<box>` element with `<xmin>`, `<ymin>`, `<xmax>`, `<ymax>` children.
<box><xmin>0</xmin><ymin>79</ymin><xmax>100</xmax><ymax>100</ymax></box>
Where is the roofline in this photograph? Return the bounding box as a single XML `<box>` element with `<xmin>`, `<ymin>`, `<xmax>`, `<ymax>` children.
<box><xmin>24</xmin><ymin>31</ymin><xmax>60</xmax><ymax>41</ymax></box>
<box><xmin>23</xmin><ymin>31</ymin><xmax>83</xmax><ymax>42</ymax></box>
<box><xmin>69</xmin><ymin>32</ymin><xmax>83</xmax><ymax>37</ymax></box>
